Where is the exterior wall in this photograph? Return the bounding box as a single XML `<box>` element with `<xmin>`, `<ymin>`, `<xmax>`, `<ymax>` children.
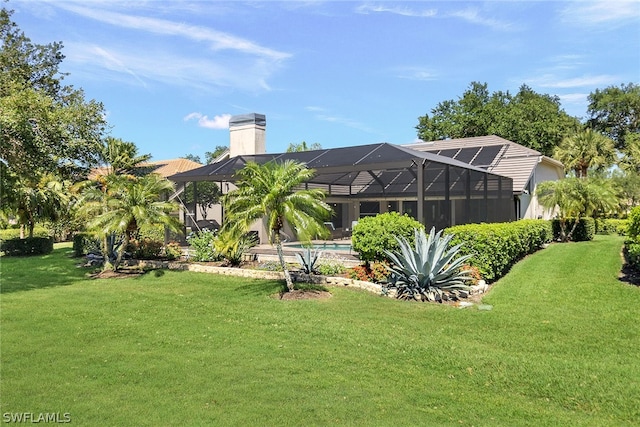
<box><xmin>520</xmin><ymin>161</ymin><xmax>563</xmax><ymax>220</ymax></box>
<box><xmin>229</xmin><ymin>123</ymin><xmax>266</xmax><ymax>157</ymax></box>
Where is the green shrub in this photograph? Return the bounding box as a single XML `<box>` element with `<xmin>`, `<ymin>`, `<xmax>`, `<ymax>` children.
<box><xmin>129</xmin><ymin>238</ymin><xmax>164</xmax><ymax>260</ymax></box>
<box><xmin>551</xmin><ymin>217</ymin><xmax>595</xmax><ymax>242</ymax></box>
<box><xmin>187</xmin><ymin>230</ymin><xmax>221</xmax><ymax>262</ymax></box>
<box><xmin>72</xmin><ymin>233</ymin><xmax>101</xmax><ymax>257</ymax></box>
<box><xmin>0</xmin><ymin>237</ymin><xmax>54</xmax><ymax>256</ymax></box>
<box><xmin>0</xmin><ymin>226</ymin><xmax>51</xmax><ymax>241</ymax></box>
<box><xmin>351</xmin><ymin>212</ymin><xmax>424</xmax><ymax>263</ymax></box>
<box><xmin>596</xmin><ymin>218</ymin><xmax>628</xmax><ymax>235</ymax></box>
<box><xmin>624</xmin><ymin>242</ymin><xmax>640</xmax><ymax>269</ymax></box>
<box><xmin>163</xmin><ymin>242</ymin><xmax>183</xmax><ymax>260</ymax></box>
<box><xmin>317</xmin><ymin>254</ymin><xmax>348</xmax><ymax>276</ymax></box>
<box><xmin>445</xmin><ymin>220</ymin><xmax>552</xmax><ymax>282</ymax></box>
<box><xmin>628</xmin><ymin>206</ymin><xmax>640</xmax><ymax>242</ymax></box>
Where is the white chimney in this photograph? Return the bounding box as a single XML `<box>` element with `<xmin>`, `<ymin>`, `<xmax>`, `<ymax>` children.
<box><xmin>229</xmin><ymin>113</ymin><xmax>266</xmax><ymax>157</ymax></box>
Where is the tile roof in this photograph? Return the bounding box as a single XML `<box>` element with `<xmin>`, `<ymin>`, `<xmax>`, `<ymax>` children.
<box><xmin>88</xmin><ymin>158</ymin><xmax>203</xmax><ymax>180</ymax></box>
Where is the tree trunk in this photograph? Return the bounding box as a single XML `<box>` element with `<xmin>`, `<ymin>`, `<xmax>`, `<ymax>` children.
<box><xmin>274</xmin><ymin>232</ymin><xmax>294</xmax><ymax>291</ymax></box>
<box><xmin>565</xmin><ymin>217</ymin><xmax>582</xmax><ymax>242</ymax></box>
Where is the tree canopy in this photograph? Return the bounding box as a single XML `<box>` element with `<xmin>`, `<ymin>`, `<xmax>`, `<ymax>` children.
<box><xmin>416</xmin><ymin>82</ymin><xmax>580</xmax><ymax>157</ymax></box>
<box><xmin>286</xmin><ymin>141</ymin><xmax>322</xmax><ymax>152</ymax></box>
<box><xmin>0</xmin><ymin>7</ymin><xmax>107</xmax><ymax>180</ymax></box>
<box><xmin>587</xmin><ymin>83</ymin><xmax>640</xmax><ymax>151</ymax></box>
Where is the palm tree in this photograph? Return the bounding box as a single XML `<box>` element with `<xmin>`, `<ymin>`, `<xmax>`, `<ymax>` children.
<box><xmin>80</xmin><ymin>174</ymin><xmax>181</xmax><ymax>270</ymax></box>
<box><xmin>98</xmin><ymin>136</ymin><xmax>152</xmax><ymax>176</ymax></box>
<box><xmin>1</xmin><ymin>170</ymin><xmax>69</xmax><ymax>238</ymax></box>
<box><xmin>223</xmin><ymin>160</ymin><xmax>332</xmax><ymax>291</ymax></box>
<box><xmin>536</xmin><ymin>177</ymin><xmax>618</xmax><ymax>241</ymax></box>
<box><xmin>553</xmin><ymin>128</ymin><xmax>616</xmax><ymax>178</ymax></box>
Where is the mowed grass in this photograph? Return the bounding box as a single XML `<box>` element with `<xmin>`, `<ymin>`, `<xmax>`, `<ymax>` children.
<box><xmin>1</xmin><ymin>236</ymin><xmax>638</xmax><ymax>426</ymax></box>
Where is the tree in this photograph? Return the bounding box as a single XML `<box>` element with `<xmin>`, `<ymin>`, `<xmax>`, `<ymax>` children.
<box><xmin>205</xmin><ymin>145</ymin><xmax>228</xmax><ymax>164</ymax></box>
<box><xmin>99</xmin><ymin>137</ymin><xmax>151</xmax><ymax>177</ymax></box>
<box><xmin>416</xmin><ymin>82</ymin><xmax>580</xmax><ymax>156</ymax></box>
<box><xmin>182</xmin><ymin>154</ymin><xmax>201</xmax><ymax>164</ymax></box>
<box><xmin>81</xmin><ymin>174</ymin><xmax>181</xmax><ymax>270</ymax></box>
<box><xmin>0</xmin><ymin>168</ymin><xmax>70</xmax><ymax>238</ymax></box>
<box><xmin>619</xmin><ymin>133</ymin><xmax>640</xmax><ymax>173</ymax></box>
<box><xmin>587</xmin><ymin>83</ymin><xmax>640</xmax><ymax>151</ymax></box>
<box><xmin>286</xmin><ymin>141</ymin><xmax>322</xmax><ymax>152</ymax></box>
<box><xmin>223</xmin><ymin>160</ymin><xmax>332</xmax><ymax>291</ymax></box>
<box><xmin>184</xmin><ymin>181</ymin><xmax>220</xmax><ymax>220</ymax></box>
<box><xmin>553</xmin><ymin>128</ymin><xmax>616</xmax><ymax>178</ymax></box>
<box><xmin>536</xmin><ymin>177</ymin><xmax>618</xmax><ymax>242</ymax></box>
<box><xmin>0</xmin><ymin>7</ymin><xmax>106</xmax><ymax>179</ymax></box>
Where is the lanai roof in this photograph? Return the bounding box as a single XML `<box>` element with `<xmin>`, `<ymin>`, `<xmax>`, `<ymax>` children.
<box><xmin>170</xmin><ymin>142</ymin><xmax>503</xmax><ymax>192</ymax></box>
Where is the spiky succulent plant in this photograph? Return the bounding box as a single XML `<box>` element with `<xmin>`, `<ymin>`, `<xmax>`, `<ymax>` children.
<box><xmin>384</xmin><ymin>227</ymin><xmax>472</xmax><ymax>302</ymax></box>
<box><xmin>296</xmin><ymin>247</ymin><xmax>322</xmax><ymax>274</ymax></box>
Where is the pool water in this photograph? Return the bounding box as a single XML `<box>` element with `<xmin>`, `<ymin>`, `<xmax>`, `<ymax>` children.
<box><xmin>285</xmin><ymin>242</ymin><xmax>353</xmax><ymax>252</ymax></box>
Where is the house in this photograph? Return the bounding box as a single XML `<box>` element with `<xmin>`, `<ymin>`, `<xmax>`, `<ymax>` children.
<box><xmin>170</xmin><ymin>114</ymin><xmax>516</xmax><ymax>243</ymax></box>
<box><xmin>403</xmin><ymin>136</ymin><xmax>564</xmax><ymax>220</ymax></box>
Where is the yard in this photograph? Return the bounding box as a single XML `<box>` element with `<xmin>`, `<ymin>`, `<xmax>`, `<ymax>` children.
<box><xmin>1</xmin><ymin>235</ymin><xmax>638</xmax><ymax>426</ymax></box>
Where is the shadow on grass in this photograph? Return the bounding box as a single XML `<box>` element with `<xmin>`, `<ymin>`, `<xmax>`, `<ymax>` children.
<box><xmin>0</xmin><ymin>247</ymin><xmax>91</xmax><ymax>294</ymax></box>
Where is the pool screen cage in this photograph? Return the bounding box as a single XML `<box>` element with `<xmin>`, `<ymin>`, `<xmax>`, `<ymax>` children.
<box><xmin>170</xmin><ymin>142</ymin><xmax>514</xmax><ymax>234</ymax></box>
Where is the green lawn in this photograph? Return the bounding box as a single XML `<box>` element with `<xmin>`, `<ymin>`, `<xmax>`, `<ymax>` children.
<box><xmin>1</xmin><ymin>236</ymin><xmax>638</xmax><ymax>426</ymax></box>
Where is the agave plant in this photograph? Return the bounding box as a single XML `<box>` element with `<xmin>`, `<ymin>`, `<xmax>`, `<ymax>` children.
<box><xmin>296</xmin><ymin>247</ymin><xmax>322</xmax><ymax>274</ymax></box>
<box><xmin>384</xmin><ymin>227</ymin><xmax>473</xmax><ymax>302</ymax></box>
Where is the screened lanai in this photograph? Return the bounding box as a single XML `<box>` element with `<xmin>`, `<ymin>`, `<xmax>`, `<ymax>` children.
<box><xmin>169</xmin><ymin>143</ymin><xmax>514</xmax><ymax>240</ymax></box>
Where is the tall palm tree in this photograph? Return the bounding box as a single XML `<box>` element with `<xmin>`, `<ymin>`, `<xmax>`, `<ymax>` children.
<box><xmin>553</xmin><ymin>128</ymin><xmax>616</xmax><ymax>178</ymax></box>
<box><xmin>223</xmin><ymin>160</ymin><xmax>332</xmax><ymax>291</ymax></box>
<box><xmin>81</xmin><ymin>174</ymin><xmax>181</xmax><ymax>270</ymax></box>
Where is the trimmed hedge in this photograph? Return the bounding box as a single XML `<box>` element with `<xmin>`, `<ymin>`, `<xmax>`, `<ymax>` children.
<box><xmin>0</xmin><ymin>237</ymin><xmax>54</xmax><ymax>256</ymax></box>
<box><xmin>444</xmin><ymin>220</ymin><xmax>552</xmax><ymax>283</ymax></box>
<box><xmin>0</xmin><ymin>226</ymin><xmax>51</xmax><ymax>241</ymax></box>
<box><xmin>352</xmin><ymin>212</ymin><xmax>424</xmax><ymax>263</ymax></box>
<box><xmin>551</xmin><ymin>217</ymin><xmax>595</xmax><ymax>242</ymax></box>
<box><xmin>595</xmin><ymin>218</ymin><xmax>628</xmax><ymax>236</ymax></box>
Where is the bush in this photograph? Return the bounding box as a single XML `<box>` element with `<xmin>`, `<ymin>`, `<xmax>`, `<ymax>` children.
<box><xmin>624</xmin><ymin>242</ymin><xmax>640</xmax><ymax>269</ymax></box>
<box><xmin>347</xmin><ymin>261</ymin><xmax>389</xmax><ymax>283</ymax></box>
<box><xmin>551</xmin><ymin>217</ymin><xmax>595</xmax><ymax>242</ymax></box>
<box><xmin>129</xmin><ymin>238</ymin><xmax>164</xmax><ymax>260</ymax></box>
<box><xmin>1</xmin><ymin>237</ymin><xmax>54</xmax><ymax>256</ymax></box>
<box><xmin>163</xmin><ymin>242</ymin><xmax>183</xmax><ymax>260</ymax></box>
<box><xmin>596</xmin><ymin>218</ymin><xmax>628</xmax><ymax>235</ymax></box>
<box><xmin>444</xmin><ymin>220</ymin><xmax>552</xmax><ymax>282</ymax></box>
<box><xmin>72</xmin><ymin>233</ymin><xmax>101</xmax><ymax>257</ymax></box>
<box><xmin>317</xmin><ymin>254</ymin><xmax>348</xmax><ymax>276</ymax></box>
<box><xmin>351</xmin><ymin>212</ymin><xmax>424</xmax><ymax>263</ymax></box>
<box><xmin>187</xmin><ymin>230</ymin><xmax>220</xmax><ymax>262</ymax></box>
<box><xmin>628</xmin><ymin>206</ymin><xmax>640</xmax><ymax>242</ymax></box>
<box><xmin>0</xmin><ymin>226</ymin><xmax>51</xmax><ymax>241</ymax></box>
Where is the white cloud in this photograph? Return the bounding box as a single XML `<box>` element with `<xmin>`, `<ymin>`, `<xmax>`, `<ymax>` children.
<box><xmin>395</xmin><ymin>66</ymin><xmax>438</xmax><ymax>81</ymax></box>
<box><xmin>528</xmin><ymin>74</ymin><xmax>619</xmax><ymax>89</ymax></box>
<box><xmin>54</xmin><ymin>3</ymin><xmax>291</xmax><ymax>61</ymax></box>
<box><xmin>560</xmin><ymin>0</ymin><xmax>640</xmax><ymax>26</ymax></box>
<box><xmin>356</xmin><ymin>3</ymin><xmax>437</xmax><ymax>18</ymax></box>
<box><xmin>448</xmin><ymin>7</ymin><xmax>514</xmax><ymax>31</ymax></box>
<box><xmin>184</xmin><ymin>113</ymin><xmax>231</xmax><ymax>130</ymax></box>
<box><xmin>65</xmin><ymin>41</ymin><xmax>275</xmax><ymax>92</ymax></box>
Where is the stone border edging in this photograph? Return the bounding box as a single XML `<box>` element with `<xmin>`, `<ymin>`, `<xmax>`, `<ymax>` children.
<box><xmin>133</xmin><ymin>260</ymin><xmax>384</xmax><ymax>295</ymax></box>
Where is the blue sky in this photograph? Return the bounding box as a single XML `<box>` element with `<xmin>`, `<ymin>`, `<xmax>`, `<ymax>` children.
<box><xmin>10</xmin><ymin>0</ymin><xmax>640</xmax><ymax>162</ymax></box>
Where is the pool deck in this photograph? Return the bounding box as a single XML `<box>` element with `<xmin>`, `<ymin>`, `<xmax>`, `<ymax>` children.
<box><xmin>249</xmin><ymin>240</ymin><xmax>360</xmax><ymax>266</ymax></box>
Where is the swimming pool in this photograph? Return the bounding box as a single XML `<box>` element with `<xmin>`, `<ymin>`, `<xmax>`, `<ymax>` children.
<box><xmin>285</xmin><ymin>242</ymin><xmax>353</xmax><ymax>253</ymax></box>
